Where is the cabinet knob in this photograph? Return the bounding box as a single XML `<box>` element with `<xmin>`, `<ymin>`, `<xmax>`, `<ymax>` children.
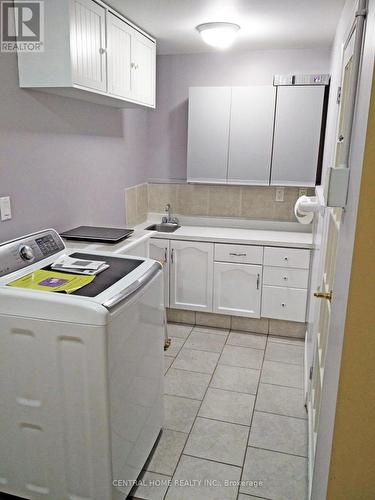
<box><xmin>283</xmin><ymin>276</ymin><xmax>288</xmax><ymax>280</ymax></box>
<box><xmin>99</xmin><ymin>47</ymin><xmax>106</xmax><ymax>54</ymax></box>
<box><xmin>281</xmin><ymin>302</ymin><xmax>286</xmax><ymax>307</ymax></box>
<box><xmin>131</xmin><ymin>62</ymin><xmax>139</xmax><ymax>69</ymax></box>
<box><xmin>284</xmin><ymin>256</ymin><xmax>288</xmax><ymax>261</ymax></box>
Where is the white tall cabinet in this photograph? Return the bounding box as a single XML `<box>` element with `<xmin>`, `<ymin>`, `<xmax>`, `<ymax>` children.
<box><xmin>169</xmin><ymin>241</ymin><xmax>214</xmax><ymax>311</ymax></box>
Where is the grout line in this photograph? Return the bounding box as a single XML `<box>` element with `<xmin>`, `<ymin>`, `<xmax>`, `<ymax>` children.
<box><xmin>246</xmin><ymin>444</ymin><xmax>308</xmax><ymax>459</ymax></box>
<box><xmin>182</xmin><ymin>451</ymin><xmax>244</xmax><ymax>470</ymax></box>
<box><xmin>252</xmin><ymin>409</ymin><xmax>308</xmax><ymax>423</ymax></box>
<box><xmin>194</xmin><ymin>414</ymin><xmax>252</xmax><ymax>429</ymax></box>
<box><xmin>236</xmin><ymin>330</ymin><xmax>268</xmax><ymax>499</ymax></box>
<box><xmin>163</xmin><ymin>324</ymin><xmax>230</xmax><ymax>499</ymax></box>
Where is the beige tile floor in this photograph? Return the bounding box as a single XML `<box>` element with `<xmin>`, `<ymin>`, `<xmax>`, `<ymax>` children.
<box><xmin>131</xmin><ymin>323</ymin><xmax>308</xmax><ymax>500</ymax></box>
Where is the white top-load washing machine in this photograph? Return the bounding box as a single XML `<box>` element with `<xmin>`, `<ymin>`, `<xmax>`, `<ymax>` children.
<box><xmin>0</xmin><ymin>229</ymin><xmax>164</xmax><ymax>500</ymax></box>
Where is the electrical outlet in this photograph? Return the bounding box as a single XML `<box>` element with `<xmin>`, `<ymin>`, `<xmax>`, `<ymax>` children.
<box><xmin>275</xmin><ymin>188</ymin><xmax>284</xmax><ymax>202</ymax></box>
<box><xmin>299</xmin><ymin>188</ymin><xmax>308</xmax><ymax>197</ymax></box>
<box><xmin>0</xmin><ymin>196</ymin><xmax>12</xmax><ymax>221</ymax></box>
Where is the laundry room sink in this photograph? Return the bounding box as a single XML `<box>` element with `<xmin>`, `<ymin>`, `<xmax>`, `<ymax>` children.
<box><xmin>146</xmin><ymin>223</ymin><xmax>181</xmax><ymax>233</ymax></box>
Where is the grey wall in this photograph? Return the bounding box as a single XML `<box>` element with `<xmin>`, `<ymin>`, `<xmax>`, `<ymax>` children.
<box><xmin>0</xmin><ymin>47</ymin><xmax>331</xmax><ymax>243</ymax></box>
<box><xmin>0</xmin><ymin>53</ymin><xmax>150</xmax><ymax>243</ymax></box>
<box><xmin>146</xmin><ymin>48</ymin><xmax>331</xmax><ymax>182</ymax></box>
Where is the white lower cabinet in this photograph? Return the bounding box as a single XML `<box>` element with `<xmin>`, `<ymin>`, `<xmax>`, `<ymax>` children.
<box><xmin>213</xmin><ymin>262</ymin><xmax>262</xmax><ymax>318</ymax></box>
<box><xmin>261</xmin><ymin>286</ymin><xmax>308</xmax><ymax>322</ymax></box>
<box><xmin>169</xmin><ymin>240</ymin><xmax>214</xmax><ymax>312</ymax></box>
<box><xmin>151</xmin><ymin>236</ymin><xmax>310</xmax><ymax>323</ymax></box>
<box><xmin>149</xmin><ymin>239</ymin><xmax>170</xmax><ymax>307</ymax></box>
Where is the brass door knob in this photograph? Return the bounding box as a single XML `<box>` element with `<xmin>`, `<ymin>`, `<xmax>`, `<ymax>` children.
<box><xmin>314</xmin><ymin>291</ymin><xmax>332</xmax><ymax>301</ymax></box>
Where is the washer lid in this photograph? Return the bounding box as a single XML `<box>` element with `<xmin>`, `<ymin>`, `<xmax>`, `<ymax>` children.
<box><xmin>43</xmin><ymin>252</ymin><xmax>144</xmax><ymax>297</ymax></box>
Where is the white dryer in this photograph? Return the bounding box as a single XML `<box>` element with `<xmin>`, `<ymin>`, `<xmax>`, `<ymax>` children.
<box><xmin>0</xmin><ymin>229</ymin><xmax>164</xmax><ymax>500</ymax></box>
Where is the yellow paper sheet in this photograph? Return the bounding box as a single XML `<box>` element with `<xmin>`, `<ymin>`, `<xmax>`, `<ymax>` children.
<box><xmin>7</xmin><ymin>269</ymin><xmax>95</xmax><ymax>294</ymax></box>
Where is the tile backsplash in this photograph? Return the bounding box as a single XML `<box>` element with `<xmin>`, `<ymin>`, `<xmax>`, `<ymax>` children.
<box><xmin>125</xmin><ymin>183</ymin><xmax>314</xmax><ymax>226</ymax></box>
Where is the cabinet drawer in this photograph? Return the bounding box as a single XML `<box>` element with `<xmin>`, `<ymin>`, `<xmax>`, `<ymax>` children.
<box><xmin>261</xmin><ymin>286</ymin><xmax>307</xmax><ymax>322</ymax></box>
<box><xmin>263</xmin><ymin>266</ymin><xmax>309</xmax><ymax>288</ymax></box>
<box><xmin>263</xmin><ymin>247</ymin><xmax>310</xmax><ymax>269</ymax></box>
<box><xmin>214</xmin><ymin>244</ymin><xmax>263</xmax><ymax>264</ymax></box>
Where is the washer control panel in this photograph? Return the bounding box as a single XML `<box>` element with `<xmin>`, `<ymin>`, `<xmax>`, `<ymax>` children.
<box><xmin>0</xmin><ymin>229</ymin><xmax>65</xmax><ymax>278</ymax></box>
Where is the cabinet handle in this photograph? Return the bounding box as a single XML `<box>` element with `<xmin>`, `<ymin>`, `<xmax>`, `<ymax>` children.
<box><xmin>256</xmin><ymin>273</ymin><xmax>260</xmax><ymax>290</ymax></box>
<box><xmin>164</xmin><ymin>248</ymin><xmax>168</xmax><ymax>263</ymax></box>
<box><xmin>131</xmin><ymin>62</ymin><xmax>139</xmax><ymax>69</ymax></box>
<box><xmin>171</xmin><ymin>248</ymin><xmax>174</xmax><ymax>264</ymax></box>
<box><xmin>229</xmin><ymin>252</ymin><xmax>247</xmax><ymax>257</ymax></box>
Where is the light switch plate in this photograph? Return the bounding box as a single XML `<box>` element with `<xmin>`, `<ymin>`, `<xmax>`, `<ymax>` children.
<box><xmin>0</xmin><ymin>196</ymin><xmax>12</xmax><ymax>221</ymax></box>
<box><xmin>275</xmin><ymin>188</ymin><xmax>284</xmax><ymax>202</ymax></box>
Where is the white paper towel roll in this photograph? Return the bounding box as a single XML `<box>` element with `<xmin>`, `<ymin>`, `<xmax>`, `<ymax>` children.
<box><xmin>294</xmin><ymin>195</ymin><xmax>319</xmax><ymax>224</ymax></box>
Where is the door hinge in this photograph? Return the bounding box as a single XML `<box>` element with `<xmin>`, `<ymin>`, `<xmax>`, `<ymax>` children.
<box><xmin>337</xmin><ymin>86</ymin><xmax>342</xmax><ymax>104</ymax></box>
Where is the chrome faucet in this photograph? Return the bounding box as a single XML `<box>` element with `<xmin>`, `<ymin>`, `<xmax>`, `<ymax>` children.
<box><xmin>162</xmin><ymin>203</ymin><xmax>179</xmax><ymax>225</ymax></box>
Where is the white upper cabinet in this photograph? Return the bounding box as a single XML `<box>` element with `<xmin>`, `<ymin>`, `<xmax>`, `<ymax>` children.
<box><xmin>227</xmin><ymin>86</ymin><xmax>276</xmax><ymax>185</ymax></box>
<box><xmin>131</xmin><ymin>30</ymin><xmax>156</xmax><ymax>107</ymax></box>
<box><xmin>70</xmin><ymin>0</ymin><xmax>107</xmax><ymax>92</ymax></box>
<box><xmin>17</xmin><ymin>0</ymin><xmax>156</xmax><ymax>108</ymax></box>
<box><xmin>107</xmin><ymin>12</ymin><xmax>132</xmax><ymax>99</ymax></box>
<box><xmin>187</xmin><ymin>87</ymin><xmax>232</xmax><ymax>183</ymax></box>
<box><xmin>187</xmin><ymin>83</ymin><xmax>326</xmax><ymax>186</ymax></box>
<box><xmin>270</xmin><ymin>86</ymin><xmax>325</xmax><ymax>186</ymax></box>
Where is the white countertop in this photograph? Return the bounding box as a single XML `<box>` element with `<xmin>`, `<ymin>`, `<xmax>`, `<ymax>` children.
<box><xmin>63</xmin><ymin>217</ymin><xmax>313</xmax><ymax>254</ymax></box>
<box><xmin>148</xmin><ymin>225</ymin><xmax>313</xmax><ymax>248</ymax></box>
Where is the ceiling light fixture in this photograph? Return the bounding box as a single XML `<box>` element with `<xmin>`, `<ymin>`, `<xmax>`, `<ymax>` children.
<box><xmin>196</xmin><ymin>22</ymin><xmax>240</xmax><ymax>49</ymax></box>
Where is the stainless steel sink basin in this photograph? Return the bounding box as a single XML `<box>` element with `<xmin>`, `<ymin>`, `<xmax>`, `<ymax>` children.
<box><xmin>146</xmin><ymin>223</ymin><xmax>181</xmax><ymax>233</ymax></box>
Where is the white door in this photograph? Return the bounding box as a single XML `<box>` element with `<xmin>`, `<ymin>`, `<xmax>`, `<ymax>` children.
<box><xmin>187</xmin><ymin>87</ymin><xmax>231</xmax><ymax>183</ymax></box>
<box><xmin>307</xmin><ymin>22</ymin><xmax>363</xmax><ymax>498</ymax></box>
<box><xmin>70</xmin><ymin>0</ymin><xmax>107</xmax><ymax>92</ymax></box>
<box><xmin>213</xmin><ymin>262</ymin><xmax>262</xmax><ymax>317</ymax></box>
<box><xmin>130</xmin><ymin>30</ymin><xmax>156</xmax><ymax>106</ymax></box>
<box><xmin>107</xmin><ymin>12</ymin><xmax>132</xmax><ymax>99</ymax></box>
<box><xmin>227</xmin><ymin>86</ymin><xmax>276</xmax><ymax>185</ymax></box>
<box><xmin>271</xmin><ymin>85</ymin><xmax>325</xmax><ymax>186</ymax></box>
<box><xmin>170</xmin><ymin>241</ymin><xmax>213</xmax><ymax>312</ymax></box>
<box><xmin>149</xmin><ymin>239</ymin><xmax>170</xmax><ymax>307</ymax></box>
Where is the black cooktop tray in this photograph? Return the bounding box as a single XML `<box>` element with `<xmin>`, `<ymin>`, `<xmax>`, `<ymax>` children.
<box><xmin>60</xmin><ymin>226</ymin><xmax>134</xmax><ymax>244</ymax></box>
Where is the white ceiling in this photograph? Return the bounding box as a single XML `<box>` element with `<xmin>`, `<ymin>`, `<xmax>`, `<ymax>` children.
<box><xmin>107</xmin><ymin>0</ymin><xmax>346</xmax><ymax>55</ymax></box>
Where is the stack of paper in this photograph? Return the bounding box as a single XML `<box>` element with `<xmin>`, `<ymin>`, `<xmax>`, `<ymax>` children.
<box><xmin>51</xmin><ymin>255</ymin><xmax>109</xmax><ymax>276</ymax></box>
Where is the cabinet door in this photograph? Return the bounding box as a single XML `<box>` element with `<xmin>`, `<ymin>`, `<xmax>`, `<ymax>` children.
<box><xmin>130</xmin><ymin>30</ymin><xmax>156</xmax><ymax>107</ymax></box>
<box><xmin>213</xmin><ymin>262</ymin><xmax>262</xmax><ymax>317</ymax></box>
<box><xmin>107</xmin><ymin>12</ymin><xmax>132</xmax><ymax>99</ymax></box>
<box><xmin>70</xmin><ymin>0</ymin><xmax>107</xmax><ymax>92</ymax></box>
<box><xmin>228</xmin><ymin>87</ymin><xmax>276</xmax><ymax>185</ymax></box>
<box><xmin>170</xmin><ymin>241</ymin><xmax>213</xmax><ymax>312</ymax></box>
<box><xmin>149</xmin><ymin>239</ymin><xmax>170</xmax><ymax>308</ymax></box>
<box><xmin>187</xmin><ymin>87</ymin><xmax>231</xmax><ymax>183</ymax></box>
<box><xmin>270</xmin><ymin>85</ymin><xmax>325</xmax><ymax>186</ymax></box>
